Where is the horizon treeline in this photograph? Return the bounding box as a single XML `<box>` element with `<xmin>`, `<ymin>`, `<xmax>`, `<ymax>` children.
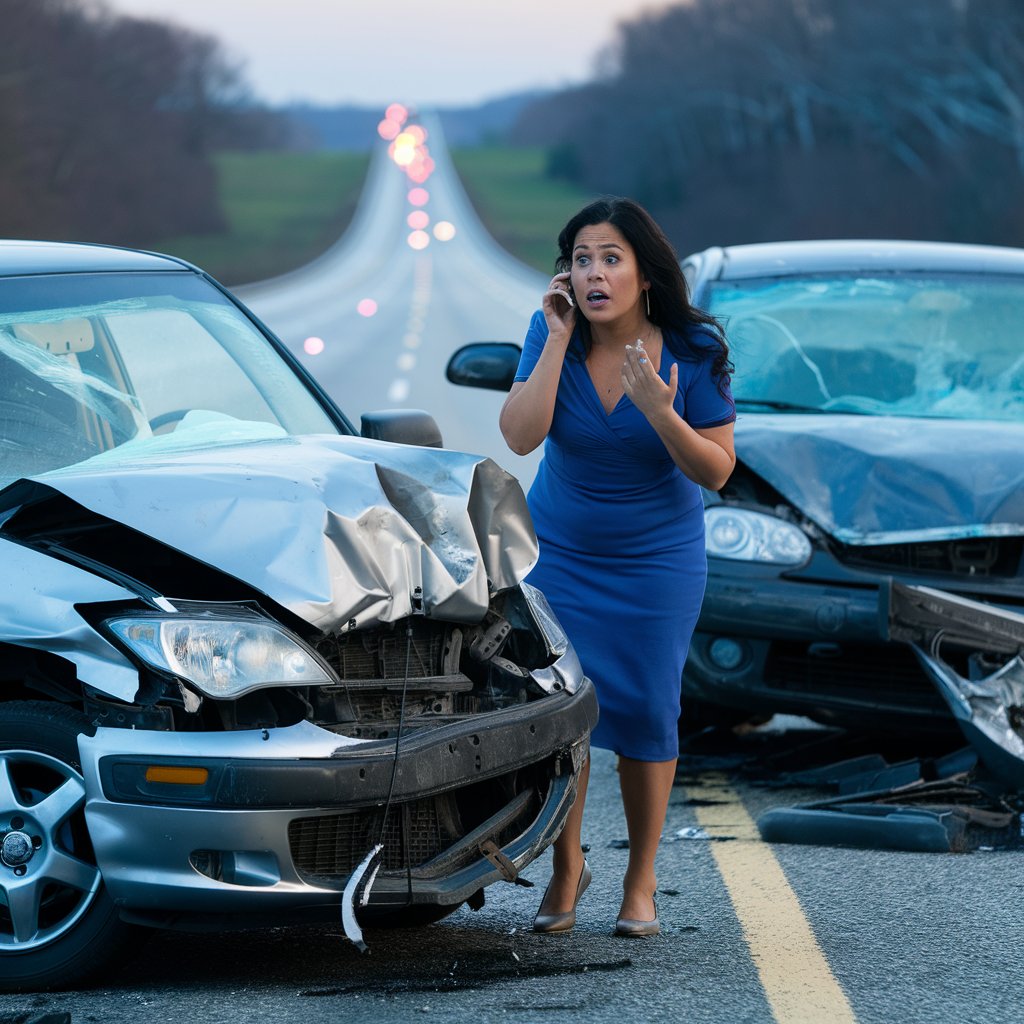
<box><xmin>0</xmin><ymin>0</ymin><xmax>292</xmax><ymax>246</ymax></box>
<box><xmin>510</xmin><ymin>0</ymin><xmax>1024</xmax><ymax>255</ymax></box>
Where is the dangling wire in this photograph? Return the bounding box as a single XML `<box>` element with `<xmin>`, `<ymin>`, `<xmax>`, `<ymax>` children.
<box><xmin>378</xmin><ymin>619</ymin><xmax>414</xmax><ymax>847</ymax></box>
<box><xmin>341</xmin><ymin>619</ymin><xmax>415</xmax><ymax>952</ymax></box>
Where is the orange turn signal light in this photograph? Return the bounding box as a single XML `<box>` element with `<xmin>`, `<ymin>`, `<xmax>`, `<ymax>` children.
<box><xmin>145</xmin><ymin>766</ymin><xmax>209</xmax><ymax>786</ymax></box>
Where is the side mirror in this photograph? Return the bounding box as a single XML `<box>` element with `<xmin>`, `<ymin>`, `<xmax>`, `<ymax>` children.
<box><xmin>360</xmin><ymin>409</ymin><xmax>443</xmax><ymax>448</ymax></box>
<box><xmin>446</xmin><ymin>342</ymin><xmax>522</xmax><ymax>393</ymax></box>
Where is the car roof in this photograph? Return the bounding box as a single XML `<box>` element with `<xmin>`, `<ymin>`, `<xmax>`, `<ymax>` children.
<box><xmin>697</xmin><ymin>239</ymin><xmax>1024</xmax><ymax>280</ymax></box>
<box><xmin>0</xmin><ymin>239</ymin><xmax>191</xmax><ymax>277</ymax></box>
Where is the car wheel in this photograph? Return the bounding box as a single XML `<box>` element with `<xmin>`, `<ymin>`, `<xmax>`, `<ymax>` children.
<box><xmin>358</xmin><ymin>902</ymin><xmax>461</xmax><ymax>929</ymax></box>
<box><xmin>0</xmin><ymin>701</ymin><xmax>141</xmax><ymax>991</ymax></box>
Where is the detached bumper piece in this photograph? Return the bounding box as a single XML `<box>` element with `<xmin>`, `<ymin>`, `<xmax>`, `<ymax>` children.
<box><xmin>758</xmin><ymin>778</ymin><xmax>1019</xmax><ymax>853</ymax></box>
<box><xmin>756</xmin><ymin>582</ymin><xmax>1024</xmax><ymax>852</ymax></box>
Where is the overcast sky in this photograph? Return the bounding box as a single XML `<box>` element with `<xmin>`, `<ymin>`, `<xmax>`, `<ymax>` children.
<box><xmin>108</xmin><ymin>0</ymin><xmax>658</xmax><ymax>108</ymax></box>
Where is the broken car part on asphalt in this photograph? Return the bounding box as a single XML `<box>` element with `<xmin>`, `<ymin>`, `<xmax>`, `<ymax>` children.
<box><xmin>754</xmin><ymin>580</ymin><xmax>1024</xmax><ymax>853</ymax></box>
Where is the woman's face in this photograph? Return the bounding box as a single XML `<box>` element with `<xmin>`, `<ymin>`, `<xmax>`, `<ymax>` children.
<box><xmin>569</xmin><ymin>221</ymin><xmax>648</xmax><ymax>324</ymax></box>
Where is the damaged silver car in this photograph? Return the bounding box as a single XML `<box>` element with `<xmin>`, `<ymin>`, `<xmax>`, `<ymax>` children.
<box><xmin>0</xmin><ymin>241</ymin><xmax>596</xmax><ymax>991</ymax></box>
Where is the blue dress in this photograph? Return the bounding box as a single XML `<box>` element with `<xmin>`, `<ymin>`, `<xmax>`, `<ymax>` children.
<box><xmin>515</xmin><ymin>312</ymin><xmax>735</xmax><ymax>760</ymax></box>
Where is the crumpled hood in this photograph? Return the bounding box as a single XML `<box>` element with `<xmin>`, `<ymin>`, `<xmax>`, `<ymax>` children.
<box><xmin>16</xmin><ymin>434</ymin><xmax>538</xmax><ymax>631</ymax></box>
<box><xmin>736</xmin><ymin>415</ymin><xmax>1024</xmax><ymax>545</ymax></box>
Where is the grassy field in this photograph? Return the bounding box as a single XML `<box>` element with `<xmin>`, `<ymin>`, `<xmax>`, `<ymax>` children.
<box><xmin>154</xmin><ymin>151</ymin><xmax>370</xmax><ymax>285</ymax></box>
<box><xmin>152</xmin><ymin>145</ymin><xmax>584</xmax><ymax>284</ymax></box>
<box><xmin>450</xmin><ymin>146</ymin><xmax>592</xmax><ymax>272</ymax></box>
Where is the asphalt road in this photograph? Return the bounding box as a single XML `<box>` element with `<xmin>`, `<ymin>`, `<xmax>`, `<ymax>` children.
<box><xmin>4</xmin><ymin>123</ymin><xmax>1021</xmax><ymax>1024</ymax></box>
<box><xmin>2</xmin><ymin>734</ymin><xmax>1021</xmax><ymax>1024</ymax></box>
<box><xmin>238</xmin><ymin>113</ymin><xmax>545</xmax><ymax>487</ymax></box>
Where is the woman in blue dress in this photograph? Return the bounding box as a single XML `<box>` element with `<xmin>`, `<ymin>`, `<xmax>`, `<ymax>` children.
<box><xmin>500</xmin><ymin>198</ymin><xmax>736</xmax><ymax>936</ymax></box>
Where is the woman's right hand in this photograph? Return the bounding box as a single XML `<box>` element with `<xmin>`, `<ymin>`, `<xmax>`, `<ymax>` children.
<box><xmin>542</xmin><ymin>272</ymin><xmax>576</xmax><ymax>340</ymax></box>
<box><xmin>500</xmin><ymin>286</ymin><xmax>575</xmax><ymax>456</ymax></box>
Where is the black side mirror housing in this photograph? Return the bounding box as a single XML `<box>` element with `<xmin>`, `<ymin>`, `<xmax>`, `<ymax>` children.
<box><xmin>360</xmin><ymin>409</ymin><xmax>443</xmax><ymax>448</ymax></box>
<box><xmin>446</xmin><ymin>342</ymin><xmax>522</xmax><ymax>392</ymax></box>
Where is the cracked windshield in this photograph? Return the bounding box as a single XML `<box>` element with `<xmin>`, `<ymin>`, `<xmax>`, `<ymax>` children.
<box><xmin>710</xmin><ymin>274</ymin><xmax>1024</xmax><ymax>420</ymax></box>
<box><xmin>0</xmin><ymin>273</ymin><xmax>338</xmax><ymax>485</ymax></box>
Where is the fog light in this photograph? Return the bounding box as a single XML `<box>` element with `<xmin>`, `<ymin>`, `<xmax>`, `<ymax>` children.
<box><xmin>708</xmin><ymin>637</ymin><xmax>746</xmax><ymax>671</ymax></box>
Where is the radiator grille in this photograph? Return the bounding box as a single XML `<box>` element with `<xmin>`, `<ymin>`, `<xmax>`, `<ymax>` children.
<box><xmin>764</xmin><ymin>641</ymin><xmax>946</xmax><ymax>708</ymax></box>
<box><xmin>288</xmin><ymin>767</ymin><xmax>549</xmax><ymax>881</ymax></box>
<box><xmin>314</xmin><ymin>618</ymin><xmax>448</xmax><ymax>681</ymax></box>
<box><xmin>835</xmin><ymin>536</ymin><xmax>1023</xmax><ymax>579</ymax></box>
<box><xmin>289</xmin><ymin>797</ymin><xmax>454</xmax><ymax>876</ymax></box>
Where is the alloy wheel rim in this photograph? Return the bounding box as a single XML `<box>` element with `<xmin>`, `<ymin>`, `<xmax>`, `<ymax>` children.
<box><xmin>0</xmin><ymin>749</ymin><xmax>101</xmax><ymax>951</ymax></box>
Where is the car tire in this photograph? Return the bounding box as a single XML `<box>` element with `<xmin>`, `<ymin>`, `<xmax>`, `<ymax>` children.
<box><xmin>0</xmin><ymin>701</ymin><xmax>143</xmax><ymax>991</ymax></box>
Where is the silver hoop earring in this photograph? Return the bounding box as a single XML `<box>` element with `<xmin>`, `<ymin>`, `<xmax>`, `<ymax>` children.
<box><xmin>645</xmin><ymin>290</ymin><xmax>651</xmax><ymax>317</ymax></box>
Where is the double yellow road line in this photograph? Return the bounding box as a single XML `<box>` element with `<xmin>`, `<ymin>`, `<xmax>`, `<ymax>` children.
<box><xmin>685</xmin><ymin>774</ymin><xmax>857</xmax><ymax>1024</ymax></box>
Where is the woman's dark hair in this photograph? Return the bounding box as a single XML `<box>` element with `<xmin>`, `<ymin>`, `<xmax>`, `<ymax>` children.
<box><xmin>555</xmin><ymin>197</ymin><xmax>732</xmax><ymax>388</ymax></box>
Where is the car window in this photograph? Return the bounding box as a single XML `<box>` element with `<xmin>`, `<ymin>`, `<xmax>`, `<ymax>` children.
<box><xmin>0</xmin><ymin>271</ymin><xmax>341</xmax><ymax>487</ymax></box>
<box><xmin>708</xmin><ymin>273</ymin><xmax>1024</xmax><ymax>421</ymax></box>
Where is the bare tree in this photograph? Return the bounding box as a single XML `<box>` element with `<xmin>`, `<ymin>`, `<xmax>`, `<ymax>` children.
<box><xmin>511</xmin><ymin>0</ymin><xmax>1024</xmax><ymax>248</ymax></box>
<box><xmin>0</xmin><ymin>0</ymin><xmax>289</xmax><ymax>245</ymax></box>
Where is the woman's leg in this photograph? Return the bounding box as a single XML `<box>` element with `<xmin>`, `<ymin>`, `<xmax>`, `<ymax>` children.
<box><xmin>536</xmin><ymin>754</ymin><xmax>590</xmax><ymax>913</ymax></box>
<box><xmin>617</xmin><ymin>756</ymin><xmax>676</xmax><ymax>921</ymax></box>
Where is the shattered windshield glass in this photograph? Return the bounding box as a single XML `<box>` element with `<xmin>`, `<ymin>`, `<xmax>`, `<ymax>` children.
<box><xmin>0</xmin><ymin>272</ymin><xmax>339</xmax><ymax>487</ymax></box>
<box><xmin>708</xmin><ymin>274</ymin><xmax>1024</xmax><ymax>421</ymax></box>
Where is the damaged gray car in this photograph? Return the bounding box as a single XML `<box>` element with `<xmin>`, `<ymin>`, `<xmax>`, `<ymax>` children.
<box><xmin>0</xmin><ymin>241</ymin><xmax>596</xmax><ymax>991</ymax></box>
<box><xmin>680</xmin><ymin>240</ymin><xmax>1024</xmax><ymax>733</ymax></box>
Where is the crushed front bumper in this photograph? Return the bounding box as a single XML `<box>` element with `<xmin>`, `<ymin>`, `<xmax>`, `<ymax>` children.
<box><xmin>79</xmin><ymin>680</ymin><xmax>597</xmax><ymax>919</ymax></box>
<box><xmin>683</xmin><ymin>559</ymin><xmax>1000</xmax><ymax>730</ymax></box>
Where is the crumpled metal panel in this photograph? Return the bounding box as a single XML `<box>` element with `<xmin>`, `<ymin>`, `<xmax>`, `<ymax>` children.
<box><xmin>736</xmin><ymin>415</ymin><xmax>1024</xmax><ymax>544</ymax></box>
<box><xmin>913</xmin><ymin>651</ymin><xmax>1024</xmax><ymax>791</ymax></box>
<box><xmin>0</xmin><ymin>537</ymin><xmax>141</xmax><ymax>701</ymax></box>
<box><xmin>885</xmin><ymin>581</ymin><xmax>1024</xmax><ymax>790</ymax></box>
<box><xmin>21</xmin><ymin>434</ymin><xmax>538</xmax><ymax>632</ymax></box>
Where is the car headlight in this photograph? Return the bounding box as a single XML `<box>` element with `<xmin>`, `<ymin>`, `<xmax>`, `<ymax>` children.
<box><xmin>704</xmin><ymin>506</ymin><xmax>812</xmax><ymax>565</ymax></box>
<box><xmin>105</xmin><ymin>615</ymin><xmax>334</xmax><ymax>699</ymax></box>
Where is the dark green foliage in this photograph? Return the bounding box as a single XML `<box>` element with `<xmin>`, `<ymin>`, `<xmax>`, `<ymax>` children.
<box><xmin>0</xmin><ymin>0</ymin><xmax>291</xmax><ymax>246</ymax></box>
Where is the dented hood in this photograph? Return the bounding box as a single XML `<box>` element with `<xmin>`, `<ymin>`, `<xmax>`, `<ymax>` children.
<box><xmin>8</xmin><ymin>434</ymin><xmax>537</xmax><ymax>631</ymax></box>
<box><xmin>736</xmin><ymin>414</ymin><xmax>1024</xmax><ymax>545</ymax></box>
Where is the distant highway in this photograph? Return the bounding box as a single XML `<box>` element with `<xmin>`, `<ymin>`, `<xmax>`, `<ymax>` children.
<box><xmin>239</xmin><ymin>116</ymin><xmax>546</xmax><ymax>485</ymax></box>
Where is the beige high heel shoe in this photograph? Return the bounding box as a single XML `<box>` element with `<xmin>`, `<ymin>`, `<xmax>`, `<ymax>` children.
<box><xmin>532</xmin><ymin>859</ymin><xmax>592</xmax><ymax>933</ymax></box>
<box><xmin>614</xmin><ymin>899</ymin><xmax>660</xmax><ymax>937</ymax></box>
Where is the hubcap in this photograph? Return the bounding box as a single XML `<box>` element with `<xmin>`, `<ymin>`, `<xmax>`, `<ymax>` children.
<box><xmin>1</xmin><ymin>831</ymin><xmax>34</xmax><ymax>867</ymax></box>
<box><xmin>0</xmin><ymin>749</ymin><xmax>101</xmax><ymax>950</ymax></box>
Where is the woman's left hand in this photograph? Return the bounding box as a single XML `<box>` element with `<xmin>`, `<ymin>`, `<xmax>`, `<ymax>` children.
<box><xmin>622</xmin><ymin>343</ymin><xmax>678</xmax><ymax>424</ymax></box>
